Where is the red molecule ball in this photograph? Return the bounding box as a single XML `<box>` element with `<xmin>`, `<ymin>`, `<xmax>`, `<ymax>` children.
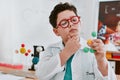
<box><xmin>15</xmin><ymin>50</ymin><xmax>19</xmax><ymax>54</ymax></box>
<box><xmin>21</xmin><ymin>43</ymin><xmax>25</xmax><ymax>47</ymax></box>
<box><xmin>27</xmin><ymin>49</ymin><xmax>31</xmax><ymax>53</ymax></box>
<box><xmin>25</xmin><ymin>52</ymin><xmax>28</xmax><ymax>56</ymax></box>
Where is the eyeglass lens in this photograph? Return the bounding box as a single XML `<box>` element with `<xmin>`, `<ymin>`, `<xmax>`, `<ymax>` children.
<box><xmin>58</xmin><ymin>16</ymin><xmax>80</xmax><ymax>28</ymax></box>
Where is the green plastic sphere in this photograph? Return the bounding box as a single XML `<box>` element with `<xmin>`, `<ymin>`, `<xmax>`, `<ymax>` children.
<box><xmin>91</xmin><ymin>32</ymin><xmax>97</xmax><ymax>37</ymax></box>
<box><xmin>90</xmin><ymin>48</ymin><xmax>96</xmax><ymax>53</ymax></box>
<box><xmin>83</xmin><ymin>47</ymin><xmax>89</xmax><ymax>53</ymax></box>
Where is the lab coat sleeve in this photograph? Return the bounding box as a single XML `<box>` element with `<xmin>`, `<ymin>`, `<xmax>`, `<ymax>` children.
<box><xmin>36</xmin><ymin>47</ymin><xmax>64</xmax><ymax>80</ymax></box>
<box><xmin>94</xmin><ymin>59</ymin><xmax>117</xmax><ymax>80</ymax></box>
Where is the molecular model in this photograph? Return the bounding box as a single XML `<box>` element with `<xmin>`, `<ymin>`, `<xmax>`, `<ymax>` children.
<box><xmin>15</xmin><ymin>43</ymin><xmax>31</xmax><ymax>56</ymax></box>
<box><xmin>29</xmin><ymin>45</ymin><xmax>44</xmax><ymax>71</ymax></box>
<box><xmin>15</xmin><ymin>44</ymin><xmax>44</xmax><ymax>71</ymax></box>
<box><xmin>83</xmin><ymin>31</ymin><xmax>97</xmax><ymax>53</ymax></box>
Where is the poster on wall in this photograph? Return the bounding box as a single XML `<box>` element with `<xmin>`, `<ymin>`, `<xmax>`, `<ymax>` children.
<box><xmin>97</xmin><ymin>1</ymin><xmax>120</xmax><ymax>52</ymax></box>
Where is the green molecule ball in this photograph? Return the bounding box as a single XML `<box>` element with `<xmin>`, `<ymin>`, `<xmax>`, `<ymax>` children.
<box><xmin>83</xmin><ymin>47</ymin><xmax>89</xmax><ymax>53</ymax></box>
<box><xmin>91</xmin><ymin>31</ymin><xmax>97</xmax><ymax>37</ymax></box>
<box><xmin>90</xmin><ymin>48</ymin><xmax>96</xmax><ymax>53</ymax></box>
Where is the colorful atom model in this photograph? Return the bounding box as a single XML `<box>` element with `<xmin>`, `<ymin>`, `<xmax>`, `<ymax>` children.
<box><xmin>83</xmin><ymin>31</ymin><xmax>97</xmax><ymax>53</ymax></box>
<box><xmin>15</xmin><ymin>43</ymin><xmax>31</xmax><ymax>56</ymax></box>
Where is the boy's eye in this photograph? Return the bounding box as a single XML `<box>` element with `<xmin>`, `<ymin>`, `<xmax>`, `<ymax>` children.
<box><xmin>72</xmin><ymin>19</ymin><xmax>77</xmax><ymax>22</ymax></box>
<box><xmin>71</xmin><ymin>17</ymin><xmax>78</xmax><ymax>23</ymax></box>
<box><xmin>60</xmin><ymin>20</ymin><xmax>68</xmax><ymax>26</ymax></box>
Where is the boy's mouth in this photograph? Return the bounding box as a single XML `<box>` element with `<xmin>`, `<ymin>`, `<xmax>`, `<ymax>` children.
<box><xmin>68</xmin><ymin>29</ymin><xmax>79</xmax><ymax>38</ymax></box>
<box><xmin>69</xmin><ymin>29</ymin><xmax>77</xmax><ymax>33</ymax></box>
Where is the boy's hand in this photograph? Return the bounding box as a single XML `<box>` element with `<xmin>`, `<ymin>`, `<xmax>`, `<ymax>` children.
<box><xmin>60</xmin><ymin>35</ymin><xmax>80</xmax><ymax>66</ymax></box>
<box><xmin>88</xmin><ymin>39</ymin><xmax>106</xmax><ymax>61</ymax></box>
<box><xmin>88</xmin><ymin>39</ymin><xmax>108</xmax><ymax>76</ymax></box>
<box><xmin>64</xmin><ymin>35</ymin><xmax>80</xmax><ymax>56</ymax></box>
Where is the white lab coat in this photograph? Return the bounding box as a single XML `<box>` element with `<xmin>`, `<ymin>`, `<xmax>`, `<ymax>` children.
<box><xmin>36</xmin><ymin>38</ymin><xmax>117</xmax><ymax>80</ymax></box>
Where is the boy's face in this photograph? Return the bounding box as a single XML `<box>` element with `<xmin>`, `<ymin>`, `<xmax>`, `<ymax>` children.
<box><xmin>116</xmin><ymin>21</ymin><xmax>120</xmax><ymax>32</ymax></box>
<box><xmin>53</xmin><ymin>10</ymin><xmax>81</xmax><ymax>43</ymax></box>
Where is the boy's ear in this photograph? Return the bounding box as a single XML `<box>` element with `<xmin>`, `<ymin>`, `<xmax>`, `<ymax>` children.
<box><xmin>53</xmin><ymin>28</ymin><xmax>60</xmax><ymax>36</ymax></box>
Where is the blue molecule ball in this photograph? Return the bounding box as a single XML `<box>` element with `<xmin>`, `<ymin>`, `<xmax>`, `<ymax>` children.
<box><xmin>32</xmin><ymin>57</ymin><xmax>39</xmax><ymax>64</ymax></box>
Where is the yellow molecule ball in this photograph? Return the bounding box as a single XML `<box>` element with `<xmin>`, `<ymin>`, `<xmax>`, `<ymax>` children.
<box><xmin>87</xmin><ymin>39</ymin><xmax>92</xmax><ymax>45</ymax></box>
<box><xmin>20</xmin><ymin>47</ymin><xmax>26</xmax><ymax>54</ymax></box>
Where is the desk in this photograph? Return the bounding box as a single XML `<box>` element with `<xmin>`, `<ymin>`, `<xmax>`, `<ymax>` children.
<box><xmin>0</xmin><ymin>66</ymin><xmax>119</xmax><ymax>80</ymax></box>
<box><xmin>0</xmin><ymin>66</ymin><xmax>38</xmax><ymax>80</ymax></box>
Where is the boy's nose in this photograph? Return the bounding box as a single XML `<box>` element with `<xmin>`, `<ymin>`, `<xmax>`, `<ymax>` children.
<box><xmin>68</xmin><ymin>21</ymin><xmax>73</xmax><ymax>28</ymax></box>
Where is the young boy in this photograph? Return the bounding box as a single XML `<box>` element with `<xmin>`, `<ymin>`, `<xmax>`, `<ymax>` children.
<box><xmin>36</xmin><ymin>2</ymin><xmax>116</xmax><ymax>80</ymax></box>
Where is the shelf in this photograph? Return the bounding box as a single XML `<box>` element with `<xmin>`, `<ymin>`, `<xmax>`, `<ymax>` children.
<box><xmin>108</xmin><ymin>58</ymin><xmax>120</xmax><ymax>61</ymax></box>
<box><xmin>106</xmin><ymin>51</ymin><xmax>120</xmax><ymax>54</ymax></box>
<box><xmin>106</xmin><ymin>51</ymin><xmax>120</xmax><ymax>61</ymax></box>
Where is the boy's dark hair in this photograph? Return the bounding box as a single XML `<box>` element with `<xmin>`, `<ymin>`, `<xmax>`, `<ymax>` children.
<box><xmin>49</xmin><ymin>2</ymin><xmax>78</xmax><ymax>28</ymax></box>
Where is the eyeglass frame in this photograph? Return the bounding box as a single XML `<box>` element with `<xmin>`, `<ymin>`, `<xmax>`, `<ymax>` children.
<box><xmin>56</xmin><ymin>16</ymin><xmax>80</xmax><ymax>28</ymax></box>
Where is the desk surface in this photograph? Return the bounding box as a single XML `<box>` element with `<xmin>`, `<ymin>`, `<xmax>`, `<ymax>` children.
<box><xmin>0</xmin><ymin>66</ymin><xmax>38</xmax><ymax>80</ymax></box>
<box><xmin>0</xmin><ymin>66</ymin><xmax>119</xmax><ymax>80</ymax></box>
